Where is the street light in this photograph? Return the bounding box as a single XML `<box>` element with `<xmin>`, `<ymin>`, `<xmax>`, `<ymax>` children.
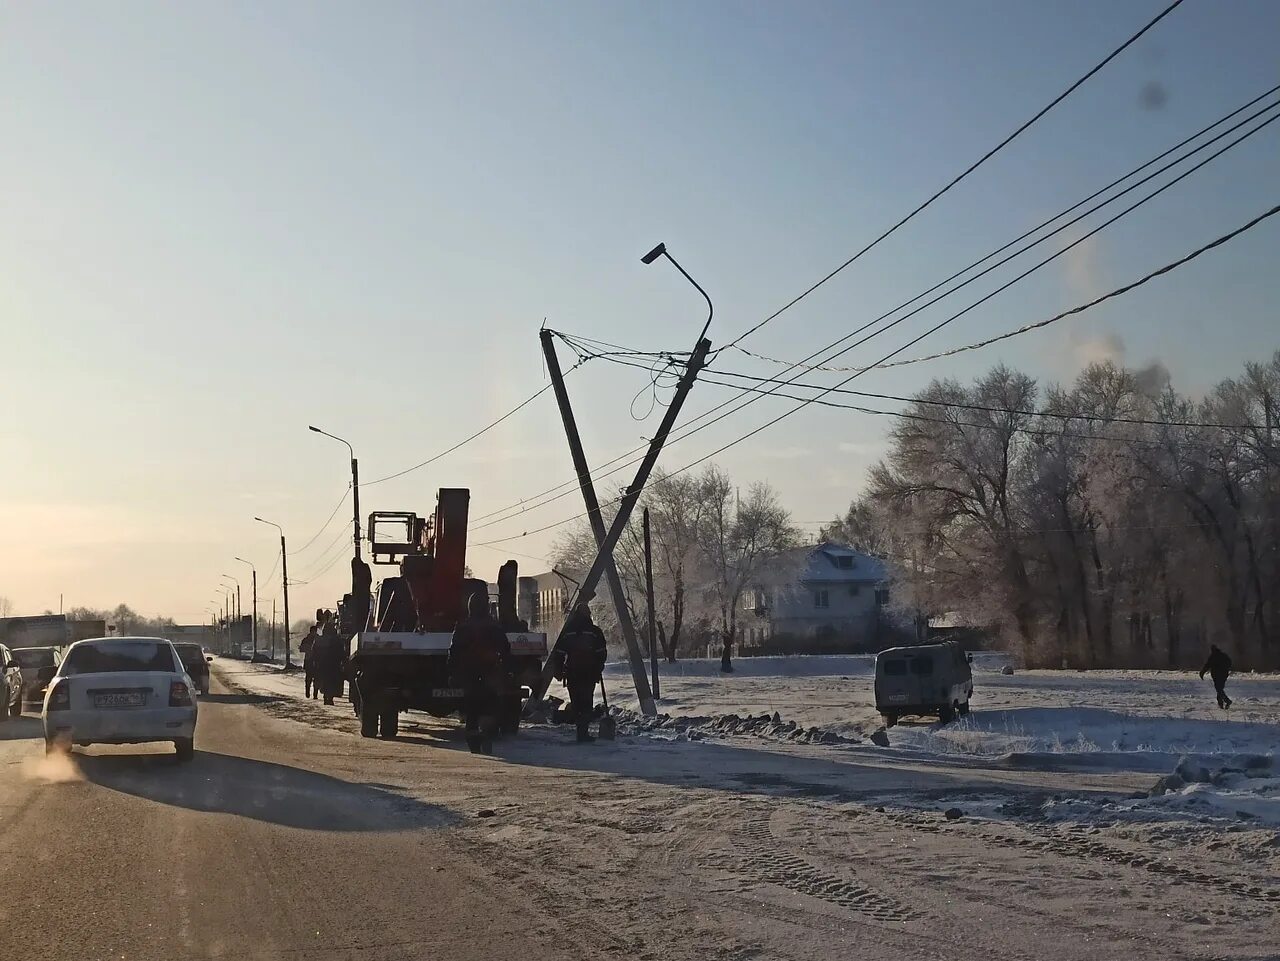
<box><xmin>255</xmin><ymin>517</ymin><xmax>292</xmax><ymax>669</ymax></box>
<box><xmin>309</xmin><ymin>425</ymin><xmax>361</xmax><ymax>564</ymax></box>
<box><xmin>234</xmin><ymin>556</ymin><xmax>258</xmax><ymax>657</ymax></box>
<box><xmin>220</xmin><ymin>574</ymin><xmax>241</xmax><ymax>627</ymax></box>
<box><xmin>217</xmin><ymin>588</ymin><xmax>233</xmax><ymax>655</ymax></box>
<box><xmin>641</xmin><ymin>242</ymin><xmax>714</xmax><ymax>341</ymax></box>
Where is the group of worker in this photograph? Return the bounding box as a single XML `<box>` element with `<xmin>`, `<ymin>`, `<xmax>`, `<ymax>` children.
<box><xmin>448</xmin><ymin>590</ymin><xmax>608</xmax><ymax>752</ymax></box>
<box><xmin>298</xmin><ymin>610</ymin><xmax>346</xmax><ymax>704</ymax></box>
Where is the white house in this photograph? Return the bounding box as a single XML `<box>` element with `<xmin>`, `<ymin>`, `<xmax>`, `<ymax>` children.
<box><xmin>739</xmin><ymin>542</ymin><xmax>889</xmax><ymax>652</ymax></box>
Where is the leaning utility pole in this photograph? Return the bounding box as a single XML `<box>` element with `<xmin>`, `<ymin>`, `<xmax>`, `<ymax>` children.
<box><xmin>540</xmin><ymin>328</ymin><xmax>656</xmax><ymax>715</ymax></box>
<box><xmin>534</xmin><ymin>333</ymin><xmax>712</xmax><ymax>703</ymax></box>
<box><xmin>643</xmin><ymin>506</ymin><xmax>660</xmax><ymax>700</ymax></box>
<box><xmin>280</xmin><ymin>536</ymin><xmax>291</xmax><ymax>668</ymax></box>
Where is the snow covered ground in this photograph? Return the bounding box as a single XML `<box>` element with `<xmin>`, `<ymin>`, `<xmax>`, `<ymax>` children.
<box><xmin>212</xmin><ymin>656</ymin><xmax>1279</xmax><ymax>958</ymax></box>
<box><xmin>606</xmin><ymin>655</ymin><xmax>1280</xmax><ymax>828</ymax></box>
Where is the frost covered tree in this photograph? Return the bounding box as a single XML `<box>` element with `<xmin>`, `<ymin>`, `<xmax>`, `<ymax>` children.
<box><xmin>832</xmin><ymin>354</ymin><xmax>1280</xmax><ymax>670</ymax></box>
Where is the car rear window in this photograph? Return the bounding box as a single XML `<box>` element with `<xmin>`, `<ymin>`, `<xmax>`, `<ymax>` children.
<box><xmin>909</xmin><ymin>657</ymin><xmax>934</xmax><ymax>676</ymax></box>
<box><xmin>62</xmin><ymin>642</ymin><xmax>176</xmax><ymax>675</ymax></box>
<box><xmin>174</xmin><ymin>645</ymin><xmax>204</xmax><ymax>664</ymax></box>
<box><xmin>13</xmin><ymin>649</ymin><xmax>55</xmax><ymax>667</ymax></box>
<box><xmin>881</xmin><ymin>659</ymin><xmax>906</xmax><ymax>676</ymax></box>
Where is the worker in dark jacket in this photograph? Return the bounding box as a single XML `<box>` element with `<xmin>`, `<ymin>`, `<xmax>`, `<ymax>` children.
<box><xmin>553</xmin><ymin>605</ymin><xmax>608</xmax><ymax>743</ymax></box>
<box><xmin>449</xmin><ymin>592</ymin><xmax>512</xmax><ymax>754</ymax></box>
<box><xmin>312</xmin><ymin>615</ymin><xmax>345</xmax><ymax>705</ymax></box>
<box><xmin>299</xmin><ymin>625</ymin><xmax>319</xmax><ymax>699</ymax></box>
<box><xmin>1200</xmin><ymin>644</ymin><xmax>1233</xmax><ymax>709</ymax></box>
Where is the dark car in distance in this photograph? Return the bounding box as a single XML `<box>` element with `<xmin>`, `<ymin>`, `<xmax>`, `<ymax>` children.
<box><xmin>173</xmin><ymin>643</ymin><xmax>212</xmax><ymax>695</ymax></box>
<box><xmin>0</xmin><ymin>645</ymin><xmax>24</xmax><ymax>718</ymax></box>
<box><xmin>12</xmin><ymin>646</ymin><xmax>63</xmax><ymax>709</ymax></box>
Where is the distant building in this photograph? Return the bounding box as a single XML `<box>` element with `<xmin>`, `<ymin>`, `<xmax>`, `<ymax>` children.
<box><xmin>483</xmin><ymin>570</ymin><xmax>585</xmax><ymax>638</ymax></box>
<box><xmin>738</xmin><ymin>542</ymin><xmax>890</xmax><ymax>654</ymax></box>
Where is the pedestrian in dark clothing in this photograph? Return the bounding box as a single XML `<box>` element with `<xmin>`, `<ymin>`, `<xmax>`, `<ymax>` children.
<box><xmin>312</xmin><ymin>619</ymin><xmax>344</xmax><ymax>705</ymax></box>
<box><xmin>1200</xmin><ymin>644</ymin><xmax>1233</xmax><ymax>709</ymax></box>
<box><xmin>553</xmin><ymin>605</ymin><xmax>608</xmax><ymax>743</ymax></box>
<box><xmin>299</xmin><ymin>625</ymin><xmax>319</xmax><ymax>699</ymax></box>
<box><xmin>449</xmin><ymin>592</ymin><xmax>512</xmax><ymax>754</ymax></box>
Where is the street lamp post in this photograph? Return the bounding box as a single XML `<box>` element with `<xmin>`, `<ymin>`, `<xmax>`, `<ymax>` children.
<box><xmin>309</xmin><ymin>426</ymin><xmax>361</xmax><ymax>563</ymax></box>
<box><xmin>235</xmin><ymin>555</ymin><xmax>257</xmax><ymax>660</ymax></box>
<box><xmin>218</xmin><ymin>589</ymin><xmax>233</xmax><ymax>654</ymax></box>
<box><xmin>221</xmin><ymin>574</ymin><xmax>242</xmax><ymax>653</ymax></box>
<box><xmin>640</xmin><ymin>242</ymin><xmax>714</xmax><ymax>342</ymax></box>
<box><xmin>255</xmin><ymin>517</ymin><xmax>292</xmax><ymax>669</ymax></box>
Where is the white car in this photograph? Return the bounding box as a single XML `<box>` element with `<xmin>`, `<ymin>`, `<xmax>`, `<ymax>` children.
<box><xmin>43</xmin><ymin>636</ymin><xmax>198</xmax><ymax>761</ymax></box>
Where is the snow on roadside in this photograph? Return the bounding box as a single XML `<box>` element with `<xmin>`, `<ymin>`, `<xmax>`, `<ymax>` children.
<box><xmin>885</xmin><ymin>706</ymin><xmax>1279</xmax><ymax>758</ymax></box>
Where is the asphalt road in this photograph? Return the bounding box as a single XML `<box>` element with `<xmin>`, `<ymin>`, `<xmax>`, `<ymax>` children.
<box><xmin>0</xmin><ymin>671</ymin><xmax>561</xmax><ymax>961</ymax></box>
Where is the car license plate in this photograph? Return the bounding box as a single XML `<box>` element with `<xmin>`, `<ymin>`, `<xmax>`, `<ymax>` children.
<box><xmin>886</xmin><ymin>694</ymin><xmax>908</xmax><ymax>703</ymax></box>
<box><xmin>431</xmin><ymin>688</ymin><xmax>464</xmax><ymax>699</ymax></box>
<box><xmin>94</xmin><ymin>692</ymin><xmax>145</xmax><ymax>709</ymax></box>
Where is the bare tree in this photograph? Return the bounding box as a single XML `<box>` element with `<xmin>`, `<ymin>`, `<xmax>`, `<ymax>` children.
<box><xmin>0</xmin><ymin>596</ymin><xmax>12</xmax><ymax>619</ymax></box>
<box><xmin>841</xmin><ymin>355</ymin><xmax>1280</xmax><ymax>670</ymax></box>
<box><xmin>696</xmin><ymin>467</ymin><xmax>800</xmax><ymax>672</ymax></box>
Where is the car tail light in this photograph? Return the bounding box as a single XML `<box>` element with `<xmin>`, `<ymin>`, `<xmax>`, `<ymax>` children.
<box><xmin>47</xmin><ymin>682</ymin><xmax>70</xmax><ymax>712</ymax></box>
<box><xmin>169</xmin><ymin>680</ymin><xmax>193</xmax><ymax>707</ymax></box>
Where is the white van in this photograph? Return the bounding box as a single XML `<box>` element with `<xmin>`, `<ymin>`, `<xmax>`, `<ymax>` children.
<box><xmin>874</xmin><ymin>641</ymin><xmax>973</xmax><ymax>726</ymax></box>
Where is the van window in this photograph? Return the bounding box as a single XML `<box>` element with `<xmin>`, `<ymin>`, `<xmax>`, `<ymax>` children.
<box><xmin>909</xmin><ymin>657</ymin><xmax>934</xmax><ymax>676</ymax></box>
<box><xmin>881</xmin><ymin>659</ymin><xmax>906</xmax><ymax>676</ymax></box>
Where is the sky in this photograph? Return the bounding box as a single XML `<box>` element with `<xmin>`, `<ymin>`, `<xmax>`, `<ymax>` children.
<box><xmin>2</xmin><ymin>0</ymin><xmax>1277</xmax><ymax>623</ymax></box>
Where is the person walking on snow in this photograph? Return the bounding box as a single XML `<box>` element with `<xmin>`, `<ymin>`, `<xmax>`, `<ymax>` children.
<box><xmin>553</xmin><ymin>605</ymin><xmax>608</xmax><ymax>743</ymax></box>
<box><xmin>299</xmin><ymin>624</ymin><xmax>319</xmax><ymax>699</ymax></box>
<box><xmin>1200</xmin><ymin>644</ymin><xmax>1233</xmax><ymax>709</ymax></box>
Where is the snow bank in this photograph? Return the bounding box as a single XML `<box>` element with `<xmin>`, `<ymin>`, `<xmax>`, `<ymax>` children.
<box><xmin>887</xmin><ymin>706</ymin><xmax>1279</xmax><ymax>758</ymax></box>
<box><xmin>606</xmin><ymin>651</ymin><xmax>1011</xmax><ymax>679</ymax></box>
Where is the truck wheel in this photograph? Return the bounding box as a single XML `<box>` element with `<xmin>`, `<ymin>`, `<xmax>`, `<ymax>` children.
<box><xmin>881</xmin><ymin>713</ymin><xmax>898</xmax><ymax>728</ymax></box>
<box><xmin>379</xmin><ymin>711</ymin><xmax>399</xmax><ymax>739</ymax></box>
<box><xmin>359</xmin><ymin>702</ymin><xmax>379</xmax><ymax>738</ymax></box>
<box><xmin>958</xmin><ymin>699</ymin><xmax>971</xmax><ymax>717</ymax></box>
<box><xmin>939</xmin><ymin>704</ymin><xmax>956</xmax><ymax>724</ymax></box>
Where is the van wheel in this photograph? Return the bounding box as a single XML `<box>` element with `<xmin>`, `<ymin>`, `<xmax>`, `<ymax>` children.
<box><xmin>939</xmin><ymin>704</ymin><xmax>956</xmax><ymax>724</ymax></box>
<box><xmin>958</xmin><ymin>699</ymin><xmax>971</xmax><ymax>717</ymax></box>
<box><xmin>881</xmin><ymin>713</ymin><xmax>898</xmax><ymax>728</ymax></box>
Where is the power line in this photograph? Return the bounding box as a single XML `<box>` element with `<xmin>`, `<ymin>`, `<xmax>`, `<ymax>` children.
<box><xmin>721</xmin><ymin>89</ymin><xmax>1280</xmax><ymax>377</ymax></box>
<box><xmin>364</xmin><ymin>373</ymin><xmax>576</xmax><ymax>489</ymax></box>
<box><xmin>468</xmin><ymin>88</ymin><xmax>1278</xmax><ymax>533</ymax></box>
<box><xmin>288</xmin><ymin>486</ymin><xmax>351</xmax><ymax>557</ymax></box>
<box><xmin>473</xmin><ymin>196</ymin><xmax>1280</xmax><ymax>547</ymax></box>
<box><xmin>604</xmin><ymin>354</ymin><xmax>1271</xmax><ymax>432</ymax></box>
<box><xmin>721</xmin><ymin>0</ymin><xmax>1187</xmax><ymax>350</ymax></box>
<box><xmin>469</xmin><ymin>116</ymin><xmax>1277</xmax><ymax>540</ymax></box>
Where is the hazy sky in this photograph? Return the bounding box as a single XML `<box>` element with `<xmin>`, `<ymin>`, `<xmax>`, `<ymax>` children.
<box><xmin>3</xmin><ymin>1</ymin><xmax>1277</xmax><ymax>623</ymax></box>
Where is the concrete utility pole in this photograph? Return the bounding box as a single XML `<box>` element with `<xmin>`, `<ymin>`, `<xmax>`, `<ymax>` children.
<box><xmin>532</xmin><ymin>241</ymin><xmax>712</xmax><ymax>705</ymax></box>
<box><xmin>309</xmin><ymin>426</ymin><xmax>361</xmax><ymax>563</ymax></box>
<box><xmin>540</xmin><ymin>328</ymin><xmax>656</xmax><ymax>715</ymax></box>
<box><xmin>256</xmin><ymin>518</ymin><xmax>292</xmax><ymax>669</ymax></box>
<box><xmin>643</xmin><ymin>507</ymin><xmax>660</xmax><ymax>700</ymax></box>
<box><xmin>235</xmin><ymin>557</ymin><xmax>258</xmax><ymax>656</ymax></box>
